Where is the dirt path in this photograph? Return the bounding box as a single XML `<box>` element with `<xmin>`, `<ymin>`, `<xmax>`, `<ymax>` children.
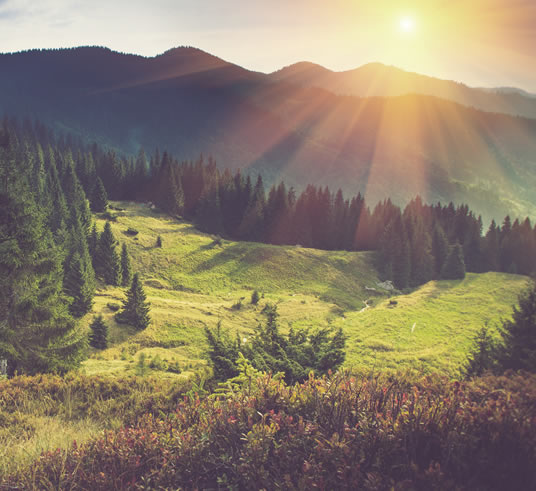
<box><xmin>358</xmin><ymin>299</ymin><xmax>371</xmax><ymax>313</ymax></box>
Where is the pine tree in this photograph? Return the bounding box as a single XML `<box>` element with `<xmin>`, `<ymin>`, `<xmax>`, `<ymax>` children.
<box><xmin>195</xmin><ymin>181</ymin><xmax>224</xmax><ymax>234</ymax></box>
<box><xmin>63</xmin><ymin>212</ymin><xmax>96</xmax><ymax>317</ymax></box>
<box><xmin>64</xmin><ymin>251</ymin><xmax>95</xmax><ymax>317</ymax></box>
<box><xmin>95</xmin><ymin>221</ymin><xmax>122</xmax><ymax>285</ymax></box>
<box><xmin>464</xmin><ymin>326</ymin><xmax>500</xmax><ymax>377</ymax></box>
<box><xmin>154</xmin><ymin>154</ymin><xmax>184</xmax><ymax>216</ymax></box>
<box><xmin>88</xmin><ymin>222</ymin><xmax>99</xmax><ymax>264</ymax></box>
<box><xmin>116</xmin><ymin>273</ymin><xmax>150</xmax><ymax>330</ymax></box>
<box><xmin>120</xmin><ymin>243</ymin><xmax>132</xmax><ymax>287</ymax></box>
<box><xmin>441</xmin><ymin>243</ymin><xmax>466</xmax><ymax>280</ymax></box>
<box><xmin>0</xmin><ymin>137</ymin><xmax>86</xmax><ymax>374</ymax></box>
<box><xmin>91</xmin><ymin>176</ymin><xmax>108</xmax><ymax>212</ymax></box>
<box><xmin>499</xmin><ymin>279</ymin><xmax>536</xmax><ymax>371</ymax></box>
<box><xmin>89</xmin><ymin>315</ymin><xmax>108</xmax><ymax>350</ymax></box>
<box><xmin>432</xmin><ymin>224</ymin><xmax>449</xmax><ymax>277</ymax></box>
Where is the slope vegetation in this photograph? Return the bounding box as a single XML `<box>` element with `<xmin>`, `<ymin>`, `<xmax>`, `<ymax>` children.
<box><xmin>82</xmin><ymin>202</ymin><xmax>528</xmax><ymax>378</ymax></box>
<box><xmin>1</xmin><ymin>47</ymin><xmax>536</xmax><ymax>221</ymax></box>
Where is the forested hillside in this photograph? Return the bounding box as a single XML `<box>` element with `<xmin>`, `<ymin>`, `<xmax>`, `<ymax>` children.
<box><xmin>1</xmin><ymin>116</ymin><xmax>536</xmax><ymax>488</ymax></box>
<box><xmin>2</xmin><ymin>47</ymin><xmax>536</xmax><ymax>222</ymax></box>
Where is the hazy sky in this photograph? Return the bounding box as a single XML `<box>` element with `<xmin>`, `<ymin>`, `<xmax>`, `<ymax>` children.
<box><xmin>1</xmin><ymin>0</ymin><xmax>535</xmax><ymax>91</ymax></box>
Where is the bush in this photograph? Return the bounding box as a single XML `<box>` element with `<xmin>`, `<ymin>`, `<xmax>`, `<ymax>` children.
<box><xmin>4</xmin><ymin>371</ymin><xmax>536</xmax><ymax>490</ymax></box>
<box><xmin>106</xmin><ymin>302</ymin><xmax>121</xmax><ymax>312</ymax></box>
<box><xmin>149</xmin><ymin>355</ymin><xmax>168</xmax><ymax>371</ymax></box>
<box><xmin>251</xmin><ymin>290</ymin><xmax>260</xmax><ymax>305</ymax></box>
<box><xmin>167</xmin><ymin>360</ymin><xmax>182</xmax><ymax>374</ymax></box>
<box><xmin>231</xmin><ymin>299</ymin><xmax>242</xmax><ymax>310</ymax></box>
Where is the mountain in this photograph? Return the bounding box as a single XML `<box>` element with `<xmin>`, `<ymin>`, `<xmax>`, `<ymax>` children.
<box><xmin>270</xmin><ymin>62</ymin><xmax>536</xmax><ymax>120</ymax></box>
<box><xmin>1</xmin><ymin>46</ymin><xmax>536</xmax><ymax>222</ymax></box>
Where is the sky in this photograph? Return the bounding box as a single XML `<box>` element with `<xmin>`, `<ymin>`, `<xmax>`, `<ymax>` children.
<box><xmin>1</xmin><ymin>0</ymin><xmax>535</xmax><ymax>91</ymax></box>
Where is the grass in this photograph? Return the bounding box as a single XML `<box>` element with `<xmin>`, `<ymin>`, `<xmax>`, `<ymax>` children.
<box><xmin>82</xmin><ymin>202</ymin><xmax>528</xmax><ymax>379</ymax></box>
<box><xmin>82</xmin><ymin>201</ymin><xmax>385</xmax><ymax>377</ymax></box>
<box><xmin>336</xmin><ymin>273</ymin><xmax>527</xmax><ymax>377</ymax></box>
<box><xmin>0</xmin><ymin>202</ymin><xmax>529</xmax><ymax>476</ymax></box>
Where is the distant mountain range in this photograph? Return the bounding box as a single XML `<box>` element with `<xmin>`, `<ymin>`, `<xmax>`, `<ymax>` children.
<box><xmin>1</xmin><ymin>46</ymin><xmax>535</xmax><ymax>222</ymax></box>
<box><xmin>270</xmin><ymin>61</ymin><xmax>536</xmax><ymax>119</ymax></box>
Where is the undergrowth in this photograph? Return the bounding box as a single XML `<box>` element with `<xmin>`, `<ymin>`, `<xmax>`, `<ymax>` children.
<box><xmin>2</xmin><ymin>369</ymin><xmax>535</xmax><ymax>490</ymax></box>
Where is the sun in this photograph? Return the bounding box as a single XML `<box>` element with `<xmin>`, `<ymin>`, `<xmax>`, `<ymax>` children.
<box><xmin>399</xmin><ymin>16</ymin><xmax>416</xmax><ymax>33</ymax></box>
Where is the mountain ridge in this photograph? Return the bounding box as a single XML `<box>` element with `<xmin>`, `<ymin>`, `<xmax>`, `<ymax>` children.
<box><xmin>1</xmin><ymin>46</ymin><xmax>535</xmax><ymax>222</ymax></box>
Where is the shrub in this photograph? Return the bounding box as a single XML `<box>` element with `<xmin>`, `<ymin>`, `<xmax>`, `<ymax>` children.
<box><xmin>231</xmin><ymin>299</ymin><xmax>242</xmax><ymax>310</ymax></box>
<box><xmin>3</xmin><ymin>371</ymin><xmax>536</xmax><ymax>490</ymax></box>
<box><xmin>149</xmin><ymin>355</ymin><xmax>168</xmax><ymax>371</ymax></box>
<box><xmin>106</xmin><ymin>302</ymin><xmax>120</xmax><ymax>312</ymax></box>
<box><xmin>167</xmin><ymin>360</ymin><xmax>182</xmax><ymax>374</ymax></box>
<box><xmin>251</xmin><ymin>290</ymin><xmax>260</xmax><ymax>305</ymax></box>
<box><xmin>124</xmin><ymin>227</ymin><xmax>139</xmax><ymax>236</ymax></box>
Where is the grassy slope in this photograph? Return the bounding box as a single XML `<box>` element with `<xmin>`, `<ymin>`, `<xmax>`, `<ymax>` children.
<box><xmin>82</xmin><ymin>202</ymin><xmax>528</xmax><ymax>378</ymax></box>
<box><xmin>335</xmin><ymin>273</ymin><xmax>526</xmax><ymax>377</ymax></box>
<box><xmin>82</xmin><ymin>202</ymin><xmax>381</xmax><ymax>378</ymax></box>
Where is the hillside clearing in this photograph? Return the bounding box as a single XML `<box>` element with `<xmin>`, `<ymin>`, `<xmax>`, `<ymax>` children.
<box><xmin>81</xmin><ymin>202</ymin><xmax>528</xmax><ymax>378</ymax></box>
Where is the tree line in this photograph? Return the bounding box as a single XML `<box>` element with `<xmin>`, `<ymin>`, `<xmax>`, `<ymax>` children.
<box><xmin>4</xmin><ymin>117</ymin><xmax>536</xmax><ymax>291</ymax></box>
<box><xmin>89</xmin><ymin>141</ymin><xmax>535</xmax><ymax>290</ymax></box>
<box><xmin>0</xmin><ymin>117</ymin><xmax>149</xmax><ymax>375</ymax></box>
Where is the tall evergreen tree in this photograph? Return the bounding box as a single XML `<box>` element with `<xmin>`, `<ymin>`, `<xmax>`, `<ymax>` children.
<box><xmin>154</xmin><ymin>153</ymin><xmax>184</xmax><ymax>216</ymax></box>
<box><xmin>120</xmin><ymin>243</ymin><xmax>132</xmax><ymax>287</ymax></box>
<box><xmin>89</xmin><ymin>315</ymin><xmax>108</xmax><ymax>350</ymax></box>
<box><xmin>499</xmin><ymin>279</ymin><xmax>536</xmax><ymax>371</ymax></box>
<box><xmin>64</xmin><ymin>251</ymin><xmax>95</xmax><ymax>317</ymax></box>
<box><xmin>91</xmin><ymin>176</ymin><xmax>108</xmax><ymax>212</ymax></box>
<box><xmin>116</xmin><ymin>273</ymin><xmax>150</xmax><ymax>330</ymax></box>
<box><xmin>95</xmin><ymin>221</ymin><xmax>122</xmax><ymax>285</ymax></box>
<box><xmin>441</xmin><ymin>243</ymin><xmax>466</xmax><ymax>280</ymax></box>
<box><xmin>88</xmin><ymin>222</ymin><xmax>99</xmax><ymax>265</ymax></box>
<box><xmin>0</xmin><ymin>135</ymin><xmax>86</xmax><ymax>374</ymax></box>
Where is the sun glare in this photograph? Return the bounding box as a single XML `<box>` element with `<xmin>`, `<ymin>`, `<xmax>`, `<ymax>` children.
<box><xmin>399</xmin><ymin>16</ymin><xmax>415</xmax><ymax>33</ymax></box>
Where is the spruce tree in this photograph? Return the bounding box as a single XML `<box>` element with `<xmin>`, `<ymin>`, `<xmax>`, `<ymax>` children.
<box><xmin>91</xmin><ymin>177</ymin><xmax>108</xmax><ymax>212</ymax></box>
<box><xmin>95</xmin><ymin>221</ymin><xmax>122</xmax><ymax>285</ymax></box>
<box><xmin>120</xmin><ymin>243</ymin><xmax>132</xmax><ymax>287</ymax></box>
<box><xmin>441</xmin><ymin>243</ymin><xmax>466</xmax><ymax>280</ymax></box>
<box><xmin>64</xmin><ymin>251</ymin><xmax>95</xmax><ymax>317</ymax></box>
<box><xmin>499</xmin><ymin>279</ymin><xmax>536</xmax><ymax>371</ymax></box>
<box><xmin>89</xmin><ymin>315</ymin><xmax>108</xmax><ymax>350</ymax></box>
<box><xmin>88</xmin><ymin>222</ymin><xmax>99</xmax><ymax>265</ymax></box>
<box><xmin>63</xmin><ymin>213</ymin><xmax>96</xmax><ymax>317</ymax></box>
<box><xmin>116</xmin><ymin>273</ymin><xmax>150</xmax><ymax>330</ymax></box>
<box><xmin>432</xmin><ymin>224</ymin><xmax>450</xmax><ymax>277</ymax></box>
<box><xmin>0</xmin><ymin>138</ymin><xmax>86</xmax><ymax>374</ymax></box>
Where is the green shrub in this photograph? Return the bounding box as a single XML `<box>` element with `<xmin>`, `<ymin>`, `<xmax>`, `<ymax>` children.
<box><xmin>3</xmin><ymin>371</ymin><xmax>535</xmax><ymax>490</ymax></box>
<box><xmin>124</xmin><ymin>227</ymin><xmax>139</xmax><ymax>236</ymax></box>
<box><xmin>149</xmin><ymin>355</ymin><xmax>168</xmax><ymax>371</ymax></box>
<box><xmin>106</xmin><ymin>302</ymin><xmax>120</xmax><ymax>312</ymax></box>
<box><xmin>231</xmin><ymin>299</ymin><xmax>242</xmax><ymax>310</ymax></box>
<box><xmin>251</xmin><ymin>290</ymin><xmax>260</xmax><ymax>305</ymax></box>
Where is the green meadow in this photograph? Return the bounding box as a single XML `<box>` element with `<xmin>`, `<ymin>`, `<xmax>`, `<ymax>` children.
<box><xmin>82</xmin><ymin>202</ymin><xmax>529</xmax><ymax>379</ymax></box>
